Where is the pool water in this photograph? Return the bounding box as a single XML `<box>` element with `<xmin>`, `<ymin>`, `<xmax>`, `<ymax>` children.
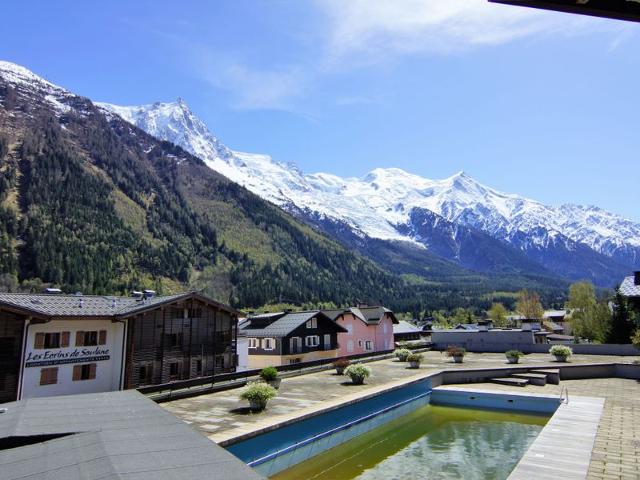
<box><xmin>271</xmin><ymin>404</ymin><xmax>549</xmax><ymax>480</ymax></box>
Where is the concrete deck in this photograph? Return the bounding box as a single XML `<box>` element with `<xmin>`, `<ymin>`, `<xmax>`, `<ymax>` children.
<box><xmin>446</xmin><ymin>379</ymin><xmax>640</xmax><ymax>480</ymax></box>
<box><xmin>160</xmin><ymin>352</ymin><xmax>640</xmax><ymax>479</ymax></box>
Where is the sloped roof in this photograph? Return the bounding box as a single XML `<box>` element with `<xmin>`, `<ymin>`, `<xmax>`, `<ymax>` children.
<box><xmin>620</xmin><ymin>276</ymin><xmax>640</xmax><ymax>297</ymax></box>
<box><xmin>355</xmin><ymin>306</ymin><xmax>398</xmax><ymax>324</ymax></box>
<box><xmin>0</xmin><ymin>390</ymin><xmax>263</xmax><ymax>480</ymax></box>
<box><xmin>321</xmin><ymin>309</ymin><xmax>344</xmax><ymax>321</ymax></box>
<box><xmin>393</xmin><ymin>320</ymin><xmax>423</xmax><ymax>335</ymax></box>
<box><xmin>0</xmin><ymin>291</ymin><xmax>240</xmax><ymax>319</ymax></box>
<box><xmin>242</xmin><ymin>311</ymin><xmax>347</xmax><ymax>337</ymax></box>
<box><xmin>543</xmin><ymin>310</ymin><xmax>568</xmax><ymax>319</ymax></box>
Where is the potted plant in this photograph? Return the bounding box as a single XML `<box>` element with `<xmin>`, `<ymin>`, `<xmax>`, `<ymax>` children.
<box><xmin>332</xmin><ymin>358</ymin><xmax>351</xmax><ymax>375</ymax></box>
<box><xmin>394</xmin><ymin>348</ymin><xmax>411</xmax><ymax>362</ymax></box>
<box><xmin>505</xmin><ymin>350</ymin><xmax>523</xmax><ymax>364</ymax></box>
<box><xmin>407</xmin><ymin>352</ymin><xmax>424</xmax><ymax>369</ymax></box>
<box><xmin>343</xmin><ymin>364</ymin><xmax>371</xmax><ymax>385</ymax></box>
<box><xmin>259</xmin><ymin>366</ymin><xmax>281</xmax><ymax>389</ymax></box>
<box><xmin>240</xmin><ymin>382</ymin><xmax>277</xmax><ymax>412</ymax></box>
<box><xmin>549</xmin><ymin>345</ymin><xmax>572</xmax><ymax>362</ymax></box>
<box><xmin>446</xmin><ymin>346</ymin><xmax>466</xmax><ymax>363</ymax></box>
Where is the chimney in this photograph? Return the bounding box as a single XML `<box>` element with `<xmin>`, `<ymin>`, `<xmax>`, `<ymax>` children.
<box><xmin>635</xmin><ymin>271</ymin><xmax>640</xmax><ymax>286</ymax></box>
<box><xmin>143</xmin><ymin>289</ymin><xmax>156</xmax><ymax>300</ymax></box>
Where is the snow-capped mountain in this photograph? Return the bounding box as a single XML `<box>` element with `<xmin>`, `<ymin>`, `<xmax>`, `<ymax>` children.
<box><xmin>98</xmin><ymin>100</ymin><xmax>639</xmax><ymax>287</ymax></box>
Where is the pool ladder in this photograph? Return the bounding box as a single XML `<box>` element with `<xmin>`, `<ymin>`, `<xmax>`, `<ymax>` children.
<box><xmin>559</xmin><ymin>386</ymin><xmax>569</xmax><ymax>404</ymax></box>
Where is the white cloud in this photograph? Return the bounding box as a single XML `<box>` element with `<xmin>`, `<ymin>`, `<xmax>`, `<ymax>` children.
<box><xmin>317</xmin><ymin>0</ymin><xmax>613</xmax><ymax>66</ymax></box>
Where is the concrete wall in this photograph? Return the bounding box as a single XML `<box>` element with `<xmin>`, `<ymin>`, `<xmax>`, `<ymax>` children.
<box><xmin>432</xmin><ymin>330</ymin><xmax>640</xmax><ymax>356</ymax></box>
<box><xmin>432</xmin><ymin>329</ymin><xmax>535</xmax><ymax>352</ymax></box>
<box><xmin>21</xmin><ymin>319</ymin><xmax>126</xmax><ymax>399</ymax></box>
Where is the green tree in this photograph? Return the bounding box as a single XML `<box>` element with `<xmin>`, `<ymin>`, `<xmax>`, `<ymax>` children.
<box><xmin>607</xmin><ymin>287</ymin><xmax>634</xmax><ymax>344</ymax></box>
<box><xmin>452</xmin><ymin>307</ymin><xmax>475</xmax><ymax>324</ymax></box>
<box><xmin>516</xmin><ymin>290</ymin><xmax>544</xmax><ymax>319</ymax></box>
<box><xmin>572</xmin><ymin>300</ymin><xmax>611</xmax><ymax>343</ymax></box>
<box><xmin>567</xmin><ymin>281</ymin><xmax>597</xmax><ymax>311</ymax></box>
<box><xmin>487</xmin><ymin>302</ymin><xmax>509</xmax><ymax>327</ymax></box>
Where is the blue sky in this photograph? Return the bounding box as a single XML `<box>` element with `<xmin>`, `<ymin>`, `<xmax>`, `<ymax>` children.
<box><xmin>2</xmin><ymin>0</ymin><xmax>640</xmax><ymax>220</ymax></box>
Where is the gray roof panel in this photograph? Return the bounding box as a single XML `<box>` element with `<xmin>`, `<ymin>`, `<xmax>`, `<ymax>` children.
<box><xmin>620</xmin><ymin>276</ymin><xmax>640</xmax><ymax>297</ymax></box>
<box><xmin>243</xmin><ymin>310</ymin><xmax>347</xmax><ymax>337</ymax></box>
<box><xmin>0</xmin><ymin>292</ymin><xmax>239</xmax><ymax>318</ymax></box>
<box><xmin>0</xmin><ymin>390</ymin><xmax>263</xmax><ymax>480</ymax></box>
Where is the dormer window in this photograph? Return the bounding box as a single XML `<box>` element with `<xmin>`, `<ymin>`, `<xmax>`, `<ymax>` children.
<box><xmin>306</xmin><ymin>318</ymin><xmax>317</xmax><ymax>329</ymax></box>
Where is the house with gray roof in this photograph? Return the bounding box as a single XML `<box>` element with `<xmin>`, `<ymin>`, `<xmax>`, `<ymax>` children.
<box><xmin>620</xmin><ymin>272</ymin><xmax>640</xmax><ymax>310</ymax></box>
<box><xmin>0</xmin><ymin>290</ymin><xmax>240</xmax><ymax>403</ymax></box>
<box><xmin>241</xmin><ymin>311</ymin><xmax>347</xmax><ymax>368</ymax></box>
<box><xmin>0</xmin><ymin>389</ymin><xmax>263</xmax><ymax>480</ymax></box>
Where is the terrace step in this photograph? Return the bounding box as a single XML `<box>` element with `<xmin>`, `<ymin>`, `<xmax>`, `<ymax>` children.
<box><xmin>530</xmin><ymin>369</ymin><xmax>560</xmax><ymax>385</ymax></box>
<box><xmin>489</xmin><ymin>377</ymin><xmax>529</xmax><ymax>387</ymax></box>
<box><xmin>511</xmin><ymin>373</ymin><xmax>547</xmax><ymax>386</ymax></box>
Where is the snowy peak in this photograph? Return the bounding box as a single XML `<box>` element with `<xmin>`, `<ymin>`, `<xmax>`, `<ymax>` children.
<box><xmin>101</xmin><ymin>96</ymin><xmax>640</xmax><ymax>281</ymax></box>
<box><xmin>0</xmin><ymin>60</ymin><xmax>74</xmax><ymax>114</ymax></box>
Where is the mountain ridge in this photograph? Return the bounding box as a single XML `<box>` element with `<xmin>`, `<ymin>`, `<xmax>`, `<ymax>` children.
<box><xmin>98</xmin><ymin>97</ymin><xmax>638</xmax><ymax>287</ymax></box>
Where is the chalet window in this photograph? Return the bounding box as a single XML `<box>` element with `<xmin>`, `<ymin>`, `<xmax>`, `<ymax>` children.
<box><xmin>194</xmin><ymin>359</ymin><xmax>202</xmax><ymax>375</ymax></box>
<box><xmin>39</xmin><ymin>367</ymin><xmax>58</xmax><ymax>385</ymax></box>
<box><xmin>347</xmin><ymin>340</ymin><xmax>354</xmax><ymax>353</ymax></box>
<box><xmin>189</xmin><ymin>308</ymin><xmax>202</xmax><ymax>319</ymax></box>
<box><xmin>346</xmin><ymin>324</ymin><xmax>353</xmax><ymax>335</ymax></box>
<box><xmin>35</xmin><ymin>332</ymin><xmax>64</xmax><ymax>349</ymax></box>
<box><xmin>262</xmin><ymin>338</ymin><xmax>276</xmax><ymax>350</ymax></box>
<box><xmin>75</xmin><ymin>330</ymin><xmax>106</xmax><ymax>347</ymax></box>
<box><xmin>248</xmin><ymin>338</ymin><xmax>259</xmax><ymax>349</ymax></box>
<box><xmin>306</xmin><ymin>318</ymin><xmax>317</xmax><ymax>329</ymax></box>
<box><xmin>383</xmin><ymin>323</ymin><xmax>387</xmax><ymax>334</ymax></box>
<box><xmin>166</xmin><ymin>333</ymin><xmax>183</xmax><ymax>348</ymax></box>
<box><xmin>305</xmin><ymin>335</ymin><xmax>320</xmax><ymax>347</ymax></box>
<box><xmin>358</xmin><ymin>340</ymin><xmax>363</xmax><ymax>348</ymax></box>
<box><xmin>73</xmin><ymin>363</ymin><xmax>96</xmax><ymax>381</ymax></box>
<box><xmin>139</xmin><ymin>363</ymin><xmax>153</xmax><ymax>385</ymax></box>
<box><xmin>169</xmin><ymin>362</ymin><xmax>181</xmax><ymax>380</ymax></box>
<box><xmin>365</xmin><ymin>340</ymin><xmax>373</xmax><ymax>351</ymax></box>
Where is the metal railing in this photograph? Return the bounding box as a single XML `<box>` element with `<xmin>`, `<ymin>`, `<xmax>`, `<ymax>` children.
<box><xmin>138</xmin><ymin>347</ymin><xmax>433</xmax><ymax>400</ymax></box>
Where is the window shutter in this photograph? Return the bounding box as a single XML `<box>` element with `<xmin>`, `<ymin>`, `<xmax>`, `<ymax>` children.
<box><xmin>76</xmin><ymin>331</ymin><xmax>84</xmax><ymax>346</ymax></box>
<box><xmin>60</xmin><ymin>331</ymin><xmax>70</xmax><ymax>348</ymax></box>
<box><xmin>72</xmin><ymin>365</ymin><xmax>81</xmax><ymax>381</ymax></box>
<box><xmin>89</xmin><ymin>364</ymin><xmax>97</xmax><ymax>380</ymax></box>
<box><xmin>98</xmin><ymin>330</ymin><xmax>107</xmax><ymax>345</ymax></box>
<box><xmin>34</xmin><ymin>333</ymin><xmax>45</xmax><ymax>349</ymax></box>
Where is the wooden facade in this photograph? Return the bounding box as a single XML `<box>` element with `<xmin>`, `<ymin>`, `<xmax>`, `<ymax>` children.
<box><xmin>124</xmin><ymin>297</ymin><xmax>237</xmax><ymax>389</ymax></box>
<box><xmin>0</xmin><ymin>312</ymin><xmax>26</xmax><ymax>403</ymax></box>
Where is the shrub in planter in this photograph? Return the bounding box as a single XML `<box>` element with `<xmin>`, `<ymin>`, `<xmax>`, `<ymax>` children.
<box><xmin>260</xmin><ymin>366</ymin><xmax>281</xmax><ymax>389</ymax></box>
<box><xmin>240</xmin><ymin>382</ymin><xmax>277</xmax><ymax>411</ymax></box>
<box><xmin>407</xmin><ymin>352</ymin><xmax>424</xmax><ymax>369</ymax></box>
<box><xmin>446</xmin><ymin>346</ymin><xmax>466</xmax><ymax>363</ymax></box>
<box><xmin>343</xmin><ymin>364</ymin><xmax>371</xmax><ymax>385</ymax></box>
<box><xmin>505</xmin><ymin>350</ymin><xmax>523</xmax><ymax>364</ymax></box>
<box><xmin>549</xmin><ymin>345</ymin><xmax>572</xmax><ymax>362</ymax></box>
<box><xmin>332</xmin><ymin>358</ymin><xmax>351</xmax><ymax>375</ymax></box>
<box><xmin>394</xmin><ymin>348</ymin><xmax>411</xmax><ymax>362</ymax></box>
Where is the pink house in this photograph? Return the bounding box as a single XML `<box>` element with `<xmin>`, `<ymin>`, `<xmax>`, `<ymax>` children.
<box><xmin>323</xmin><ymin>306</ymin><xmax>397</xmax><ymax>357</ymax></box>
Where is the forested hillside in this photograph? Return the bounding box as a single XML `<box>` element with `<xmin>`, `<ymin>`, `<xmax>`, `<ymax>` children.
<box><xmin>0</xmin><ymin>64</ymin><xmax>568</xmax><ymax>312</ymax></box>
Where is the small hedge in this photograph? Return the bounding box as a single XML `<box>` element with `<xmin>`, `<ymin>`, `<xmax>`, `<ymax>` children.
<box><xmin>549</xmin><ymin>345</ymin><xmax>573</xmax><ymax>359</ymax></box>
<box><xmin>505</xmin><ymin>350</ymin><xmax>523</xmax><ymax>358</ymax></box>
<box><xmin>394</xmin><ymin>348</ymin><xmax>411</xmax><ymax>362</ymax></box>
<box><xmin>407</xmin><ymin>353</ymin><xmax>424</xmax><ymax>363</ymax></box>
<box><xmin>259</xmin><ymin>366</ymin><xmax>279</xmax><ymax>381</ymax></box>
<box><xmin>344</xmin><ymin>364</ymin><xmax>371</xmax><ymax>384</ymax></box>
<box><xmin>240</xmin><ymin>382</ymin><xmax>278</xmax><ymax>403</ymax></box>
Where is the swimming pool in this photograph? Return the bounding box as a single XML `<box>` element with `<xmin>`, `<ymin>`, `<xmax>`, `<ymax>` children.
<box><xmin>271</xmin><ymin>403</ymin><xmax>549</xmax><ymax>480</ymax></box>
<box><xmin>225</xmin><ymin>380</ymin><xmax>559</xmax><ymax>478</ymax></box>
